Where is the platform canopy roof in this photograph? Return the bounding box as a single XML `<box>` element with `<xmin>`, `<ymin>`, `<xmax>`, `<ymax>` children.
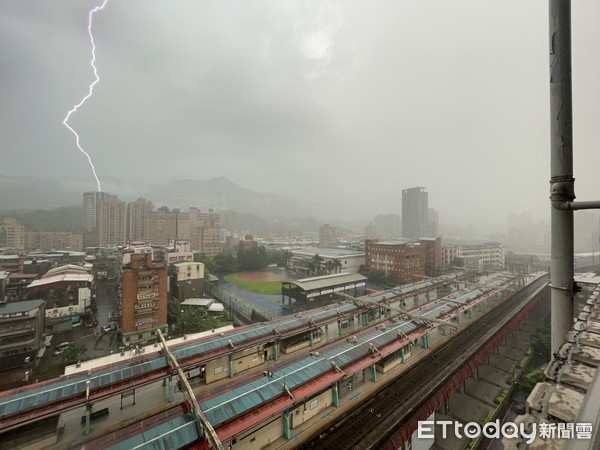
<box><xmin>284</xmin><ymin>272</ymin><xmax>367</xmax><ymax>292</ymax></box>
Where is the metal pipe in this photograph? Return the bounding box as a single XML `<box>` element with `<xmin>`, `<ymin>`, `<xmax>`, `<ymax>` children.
<box><xmin>565</xmin><ymin>201</ymin><xmax>600</xmax><ymax>210</ymax></box>
<box><xmin>549</xmin><ymin>0</ymin><xmax>575</xmax><ymax>353</ymax></box>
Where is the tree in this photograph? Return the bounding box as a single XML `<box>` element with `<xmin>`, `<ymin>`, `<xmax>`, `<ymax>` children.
<box><xmin>214</xmin><ymin>253</ymin><xmax>238</xmax><ymax>274</ymax></box>
<box><xmin>451</xmin><ymin>257</ymin><xmax>465</xmax><ymax>268</ymax></box>
<box><xmin>383</xmin><ymin>272</ymin><xmax>401</xmax><ymax>288</ymax></box>
<box><xmin>367</xmin><ymin>270</ymin><xmax>387</xmax><ymax>284</ymax></box>
<box><xmin>310</xmin><ymin>254</ymin><xmax>324</xmax><ymax>275</ymax></box>
<box><xmin>194</xmin><ymin>253</ymin><xmax>217</xmax><ymax>274</ymax></box>
<box><xmin>60</xmin><ymin>342</ymin><xmax>87</xmax><ymax>364</ymax></box>
<box><xmin>282</xmin><ymin>250</ymin><xmax>293</xmax><ymax>269</ymax></box>
<box><xmin>237</xmin><ymin>246</ymin><xmax>268</xmax><ymax>271</ymax></box>
<box><xmin>518</xmin><ymin>367</ymin><xmax>545</xmax><ymax>394</ymax></box>
<box><xmin>169</xmin><ymin>299</ymin><xmax>232</xmax><ymax>337</ymax></box>
<box><xmin>324</xmin><ymin>260</ymin><xmax>334</xmax><ymax>274</ymax></box>
<box><xmin>332</xmin><ymin>258</ymin><xmax>343</xmax><ymax>274</ymax></box>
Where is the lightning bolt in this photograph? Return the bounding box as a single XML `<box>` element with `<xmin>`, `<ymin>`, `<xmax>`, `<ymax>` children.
<box><xmin>63</xmin><ymin>0</ymin><xmax>109</xmax><ymax>192</ymax></box>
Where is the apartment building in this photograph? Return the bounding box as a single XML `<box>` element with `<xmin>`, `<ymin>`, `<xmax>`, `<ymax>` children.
<box><xmin>318</xmin><ymin>224</ymin><xmax>337</xmax><ymax>248</ymax></box>
<box><xmin>0</xmin><ymin>299</ymin><xmax>46</xmax><ymax>371</ymax></box>
<box><xmin>121</xmin><ymin>253</ymin><xmax>168</xmax><ymax>344</ymax></box>
<box><xmin>24</xmin><ymin>232</ymin><xmax>83</xmax><ymax>252</ymax></box>
<box><xmin>189</xmin><ymin>208</ymin><xmax>222</xmax><ymax>257</ymax></box>
<box><xmin>0</xmin><ymin>218</ymin><xmax>25</xmax><ymax>251</ymax></box>
<box><xmin>169</xmin><ymin>261</ymin><xmax>205</xmax><ymax>300</ymax></box>
<box><xmin>98</xmin><ymin>194</ymin><xmax>127</xmax><ymax>247</ymax></box>
<box><xmin>147</xmin><ymin>206</ymin><xmax>178</xmax><ymax>246</ymax></box>
<box><xmin>127</xmin><ymin>198</ymin><xmax>153</xmax><ymax>241</ymax></box>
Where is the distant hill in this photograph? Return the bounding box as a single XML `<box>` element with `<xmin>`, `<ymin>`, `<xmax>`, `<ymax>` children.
<box><xmin>0</xmin><ymin>174</ymin><xmax>306</xmax><ymax>218</ymax></box>
<box><xmin>142</xmin><ymin>176</ymin><xmax>306</xmax><ymax>217</ymax></box>
<box><xmin>0</xmin><ymin>206</ymin><xmax>83</xmax><ymax>231</ymax></box>
<box><xmin>0</xmin><ymin>175</ymin><xmax>379</xmax><ymax>234</ymax></box>
<box><xmin>0</xmin><ymin>175</ymin><xmax>81</xmax><ymax>210</ymax></box>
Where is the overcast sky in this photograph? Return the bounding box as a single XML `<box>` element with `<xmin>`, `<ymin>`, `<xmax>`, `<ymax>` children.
<box><xmin>1</xmin><ymin>1</ymin><xmax>599</xmax><ymax>226</ymax></box>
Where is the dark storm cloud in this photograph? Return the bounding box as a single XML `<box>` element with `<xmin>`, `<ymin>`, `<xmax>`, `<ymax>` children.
<box><xmin>1</xmin><ymin>0</ymin><xmax>599</xmax><ymax>226</ymax></box>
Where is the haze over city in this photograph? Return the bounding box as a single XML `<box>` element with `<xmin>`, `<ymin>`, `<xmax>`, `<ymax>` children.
<box><xmin>1</xmin><ymin>0</ymin><xmax>599</xmax><ymax>227</ymax></box>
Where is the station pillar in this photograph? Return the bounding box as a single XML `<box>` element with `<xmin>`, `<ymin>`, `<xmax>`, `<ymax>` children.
<box><xmin>338</xmin><ymin>320</ymin><xmax>342</xmax><ymax>336</ymax></box>
<box><xmin>333</xmin><ymin>383</ymin><xmax>340</xmax><ymax>407</ymax></box>
<box><xmin>273</xmin><ymin>342</ymin><xmax>279</xmax><ymax>361</ymax></box>
<box><xmin>168</xmin><ymin>374</ymin><xmax>174</xmax><ymax>402</ymax></box>
<box><xmin>422</xmin><ymin>334</ymin><xmax>429</xmax><ymax>349</ymax></box>
<box><xmin>229</xmin><ymin>353</ymin><xmax>234</xmax><ymax>378</ymax></box>
<box><xmin>401</xmin><ymin>347</ymin><xmax>406</xmax><ymax>363</ymax></box>
<box><xmin>283</xmin><ymin>412</ymin><xmax>291</xmax><ymax>439</ymax></box>
<box><xmin>85</xmin><ymin>402</ymin><xmax>92</xmax><ymax>435</ymax></box>
<box><xmin>414</xmin><ymin>295</ymin><xmax>419</xmax><ymax>306</ymax></box>
<box><xmin>371</xmin><ymin>364</ymin><xmax>377</xmax><ymax>382</ymax></box>
<box><xmin>309</xmin><ymin>331</ymin><xmax>314</xmax><ymax>347</ymax></box>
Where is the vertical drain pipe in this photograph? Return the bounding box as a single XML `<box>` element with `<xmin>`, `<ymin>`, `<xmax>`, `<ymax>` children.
<box><xmin>549</xmin><ymin>0</ymin><xmax>575</xmax><ymax>352</ymax></box>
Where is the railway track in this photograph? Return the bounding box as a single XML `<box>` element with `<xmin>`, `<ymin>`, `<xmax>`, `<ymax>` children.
<box><xmin>302</xmin><ymin>276</ymin><xmax>548</xmax><ymax>450</ymax></box>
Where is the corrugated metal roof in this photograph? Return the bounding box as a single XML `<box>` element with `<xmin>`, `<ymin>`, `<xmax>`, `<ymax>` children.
<box><xmin>27</xmin><ymin>273</ymin><xmax>92</xmax><ymax>289</ymax></box>
<box><xmin>106</xmin><ymin>413</ymin><xmax>200</xmax><ymax>450</ymax></box>
<box><xmin>201</xmin><ymin>358</ymin><xmax>333</xmax><ymax>426</ymax></box>
<box><xmin>287</xmin><ymin>273</ymin><xmax>367</xmax><ymax>292</ymax></box>
<box><xmin>201</xmin><ymin>316</ymin><xmax>421</xmax><ymax>428</ymax></box>
<box><xmin>0</xmin><ymin>273</ymin><xmax>511</xmax><ymax>426</ymax></box>
<box><xmin>0</xmin><ymin>299</ymin><xmax>44</xmax><ymax>315</ymax></box>
<box><xmin>291</xmin><ymin>247</ymin><xmax>365</xmax><ymax>258</ymax></box>
<box><xmin>0</xmin><ymin>357</ymin><xmax>168</xmax><ymax>420</ymax></box>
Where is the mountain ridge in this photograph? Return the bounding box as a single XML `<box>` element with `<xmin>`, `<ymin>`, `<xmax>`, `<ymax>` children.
<box><xmin>0</xmin><ymin>174</ymin><xmax>306</xmax><ymax>217</ymax></box>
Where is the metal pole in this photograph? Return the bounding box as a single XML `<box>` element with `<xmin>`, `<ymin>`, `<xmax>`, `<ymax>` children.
<box><xmin>549</xmin><ymin>0</ymin><xmax>575</xmax><ymax>353</ymax></box>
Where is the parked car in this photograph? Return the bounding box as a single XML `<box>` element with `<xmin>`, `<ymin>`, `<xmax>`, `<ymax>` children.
<box><xmin>54</xmin><ymin>342</ymin><xmax>73</xmax><ymax>356</ymax></box>
<box><xmin>85</xmin><ymin>320</ymin><xmax>98</xmax><ymax>328</ymax></box>
<box><xmin>101</xmin><ymin>324</ymin><xmax>113</xmax><ymax>332</ymax></box>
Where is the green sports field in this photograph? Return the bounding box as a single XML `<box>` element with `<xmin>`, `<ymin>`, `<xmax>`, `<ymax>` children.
<box><xmin>224</xmin><ymin>272</ymin><xmax>289</xmax><ymax>295</ymax></box>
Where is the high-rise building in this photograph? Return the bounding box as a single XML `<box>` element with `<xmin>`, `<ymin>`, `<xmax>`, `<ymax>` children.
<box><xmin>83</xmin><ymin>191</ymin><xmax>108</xmax><ymax>232</ymax></box>
<box><xmin>176</xmin><ymin>211</ymin><xmax>190</xmax><ymax>240</ymax></box>
<box><xmin>189</xmin><ymin>208</ymin><xmax>222</xmax><ymax>257</ymax></box>
<box><xmin>121</xmin><ymin>253</ymin><xmax>168</xmax><ymax>344</ymax></box>
<box><xmin>402</xmin><ymin>187</ymin><xmax>435</xmax><ymax>240</ymax></box>
<box><xmin>147</xmin><ymin>206</ymin><xmax>178</xmax><ymax>246</ymax></box>
<box><xmin>319</xmin><ymin>224</ymin><xmax>337</xmax><ymax>248</ymax></box>
<box><xmin>373</xmin><ymin>214</ymin><xmax>401</xmax><ymax>238</ymax></box>
<box><xmin>0</xmin><ymin>218</ymin><xmax>25</xmax><ymax>250</ymax></box>
<box><xmin>427</xmin><ymin>208</ymin><xmax>439</xmax><ymax>238</ymax></box>
<box><xmin>25</xmin><ymin>231</ymin><xmax>83</xmax><ymax>252</ymax></box>
<box><xmin>365</xmin><ymin>222</ymin><xmax>376</xmax><ymax>239</ymax></box>
<box><xmin>127</xmin><ymin>198</ymin><xmax>153</xmax><ymax>241</ymax></box>
<box><xmin>98</xmin><ymin>194</ymin><xmax>127</xmax><ymax>246</ymax></box>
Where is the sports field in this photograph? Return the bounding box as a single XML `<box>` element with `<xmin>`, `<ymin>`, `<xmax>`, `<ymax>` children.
<box><xmin>224</xmin><ymin>271</ymin><xmax>290</xmax><ymax>295</ymax></box>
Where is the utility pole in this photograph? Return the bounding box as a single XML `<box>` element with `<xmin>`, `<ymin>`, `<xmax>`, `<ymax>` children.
<box><xmin>548</xmin><ymin>1</ymin><xmax>600</xmax><ymax>352</ymax></box>
<box><xmin>549</xmin><ymin>0</ymin><xmax>575</xmax><ymax>353</ymax></box>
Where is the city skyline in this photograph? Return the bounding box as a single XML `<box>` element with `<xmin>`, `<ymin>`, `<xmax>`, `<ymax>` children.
<box><xmin>1</xmin><ymin>1</ymin><xmax>599</xmax><ymax>226</ymax></box>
